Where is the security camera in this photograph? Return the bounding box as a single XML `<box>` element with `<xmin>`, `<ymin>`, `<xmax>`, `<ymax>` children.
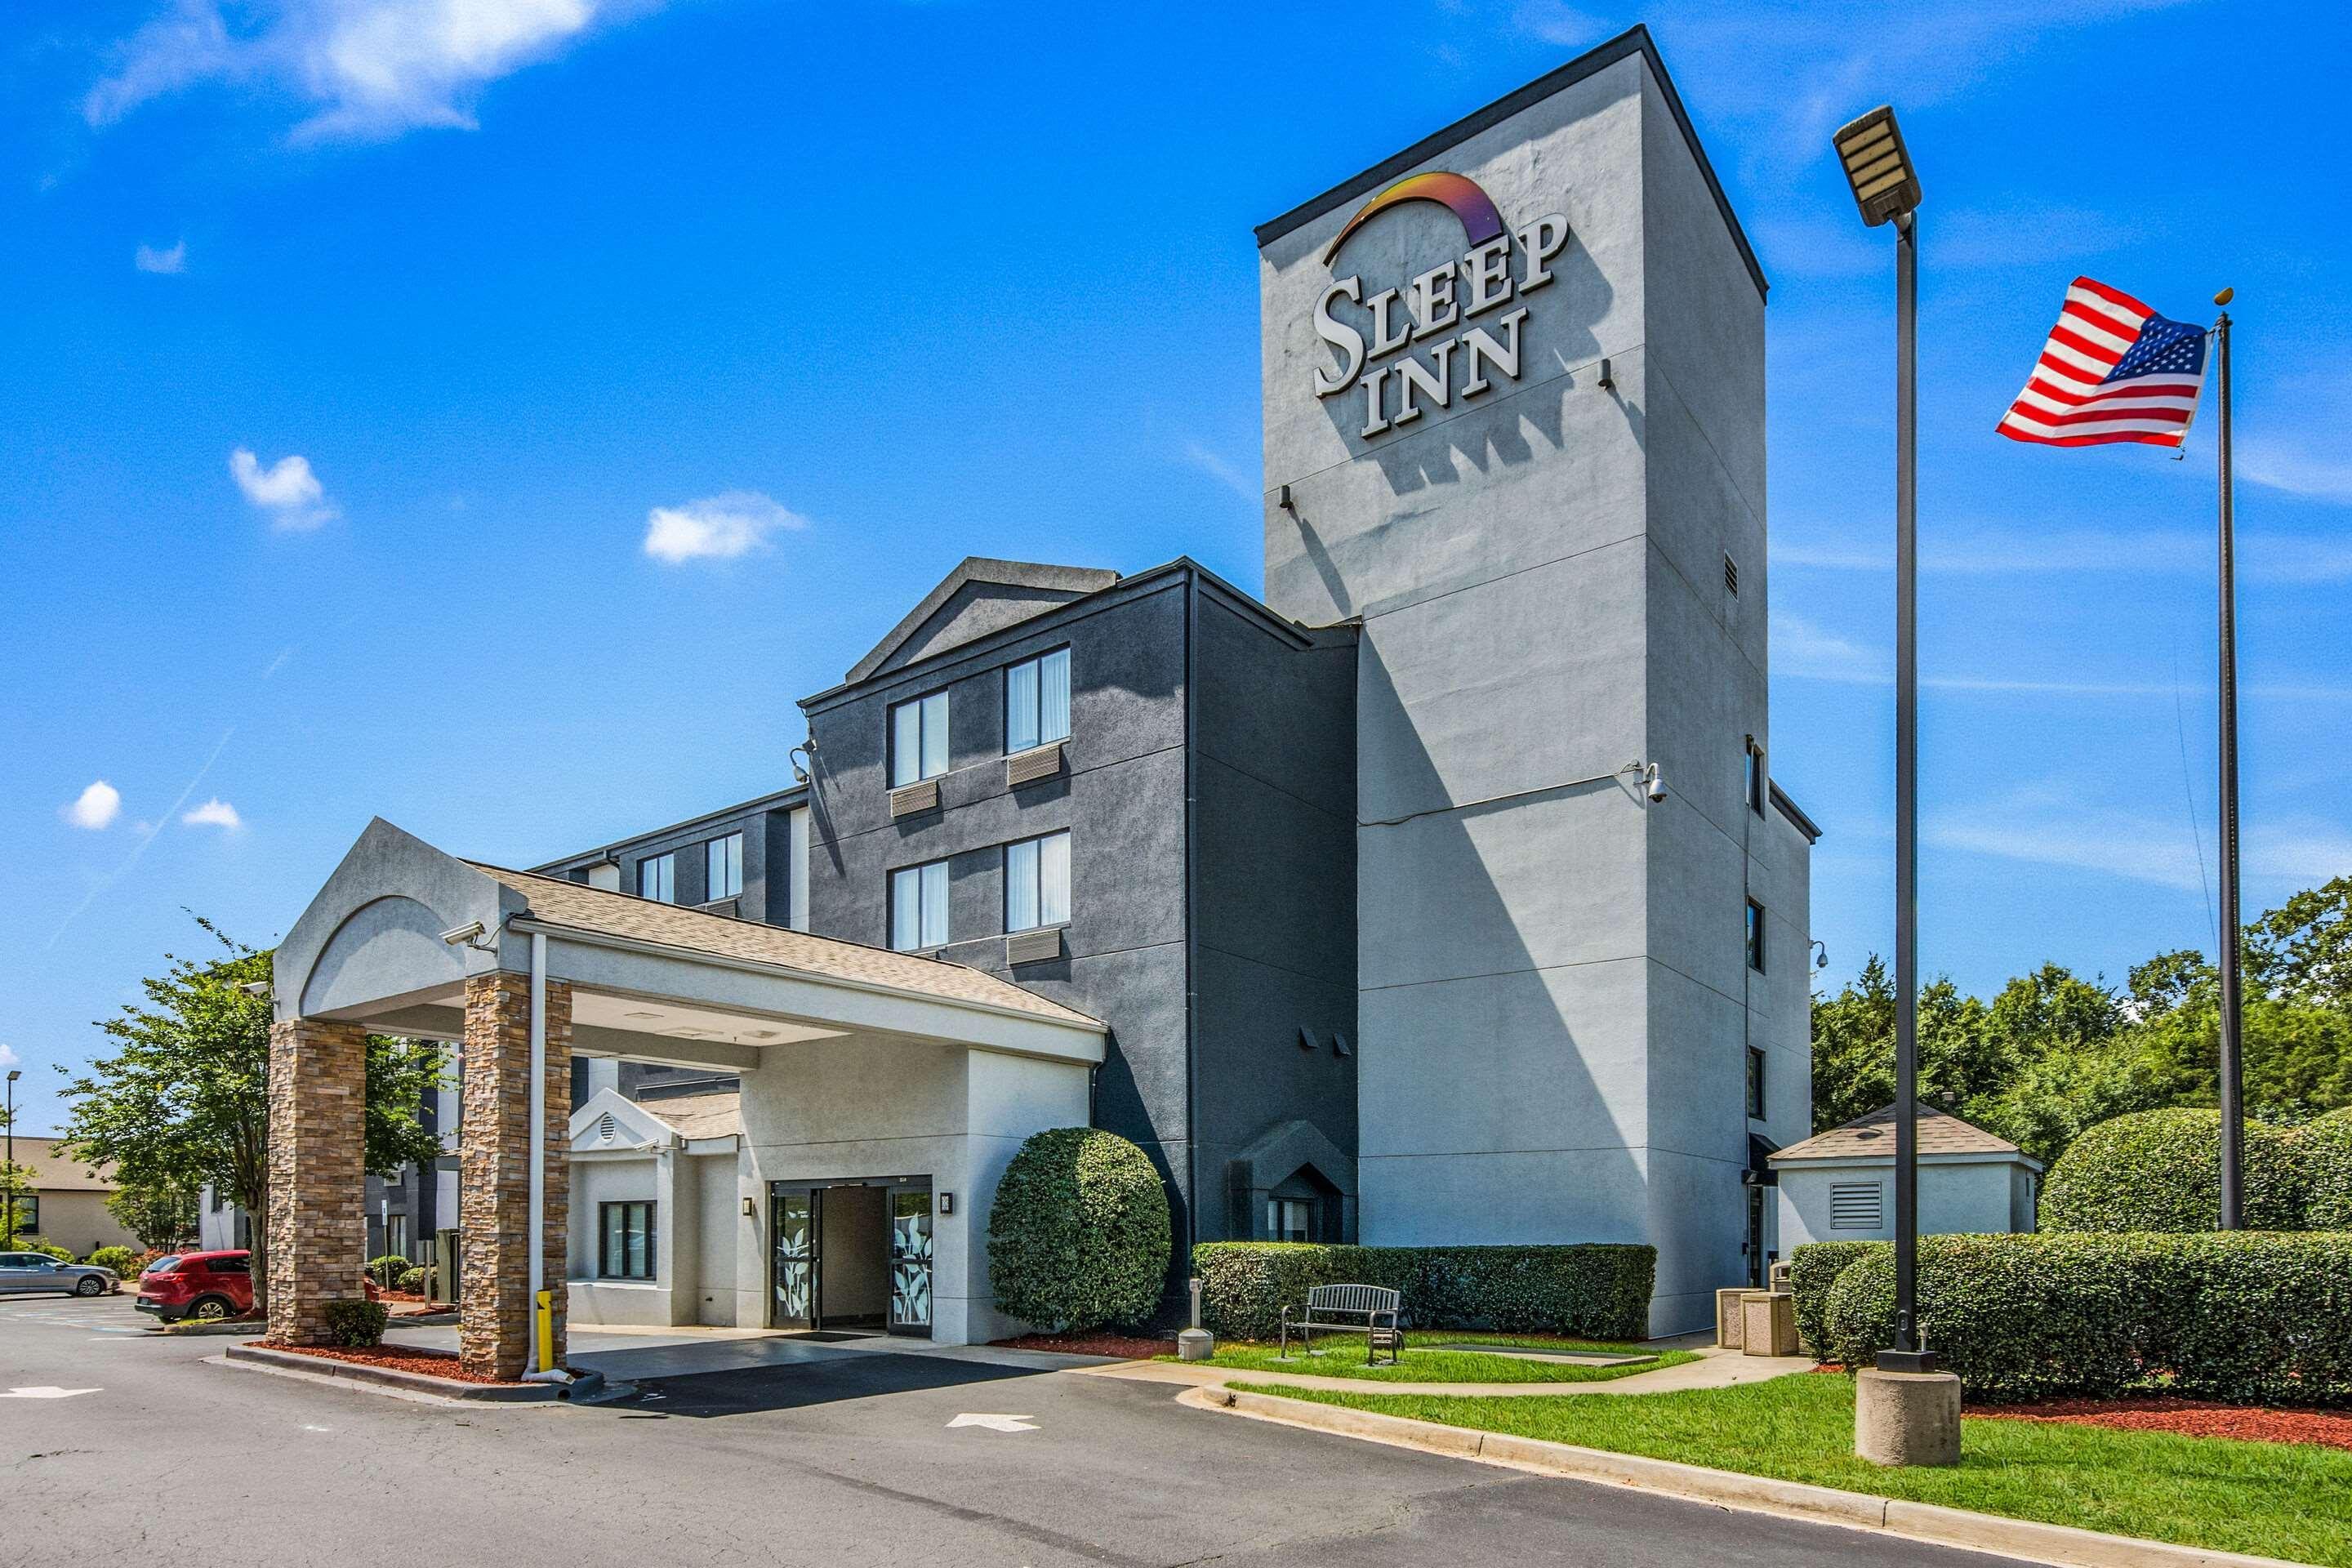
<box><xmin>1644</xmin><ymin>764</ymin><xmax>1668</xmax><ymax>804</ymax></box>
<box><xmin>440</xmin><ymin>920</ymin><xmax>487</xmax><ymax>947</ymax></box>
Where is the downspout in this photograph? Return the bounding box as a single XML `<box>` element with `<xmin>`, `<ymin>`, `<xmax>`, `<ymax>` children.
<box><xmin>1182</xmin><ymin>571</ymin><xmax>1200</xmax><ymax>1265</ymax></box>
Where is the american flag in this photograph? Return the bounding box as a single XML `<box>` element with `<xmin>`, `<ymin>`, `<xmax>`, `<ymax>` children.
<box><xmin>1997</xmin><ymin>277</ymin><xmax>2209</xmax><ymax>448</ymax></box>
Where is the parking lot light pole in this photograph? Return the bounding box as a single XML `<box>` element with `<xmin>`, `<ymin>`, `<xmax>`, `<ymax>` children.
<box><xmin>1833</xmin><ymin>105</ymin><xmax>1961</xmax><ymax>1465</ymax></box>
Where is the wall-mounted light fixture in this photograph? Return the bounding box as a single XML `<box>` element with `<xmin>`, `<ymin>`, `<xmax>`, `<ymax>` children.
<box><xmin>741</xmin><ymin>1197</ymin><xmax>755</xmax><ymax>1218</ymax></box>
<box><xmin>1597</xmin><ymin>357</ymin><xmax>1615</xmax><ymax>390</ymax></box>
<box><xmin>789</xmin><ymin>736</ymin><xmax>819</xmax><ymax>784</ymax></box>
<box><xmin>1276</xmin><ymin>483</ymin><xmax>1295</xmax><ymax>512</ymax></box>
<box><xmin>938</xmin><ymin>1192</ymin><xmax>955</xmax><ymax>1215</ymax></box>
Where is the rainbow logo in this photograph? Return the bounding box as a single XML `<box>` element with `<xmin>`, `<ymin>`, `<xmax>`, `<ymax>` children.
<box><xmin>1322</xmin><ymin>172</ymin><xmax>1508</xmax><ymax>265</ymax></box>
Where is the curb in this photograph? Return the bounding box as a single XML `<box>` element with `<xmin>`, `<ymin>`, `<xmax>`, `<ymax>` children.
<box><xmin>1180</xmin><ymin>1387</ymin><xmax>2305</xmax><ymax>1568</ymax></box>
<box><xmin>223</xmin><ymin>1343</ymin><xmax>563</xmax><ymax>1402</ymax></box>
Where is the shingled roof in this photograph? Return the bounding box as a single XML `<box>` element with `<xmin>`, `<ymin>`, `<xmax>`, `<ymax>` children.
<box><xmin>464</xmin><ymin>862</ymin><xmax>1102</xmax><ymax>1031</ymax></box>
<box><xmin>634</xmin><ymin>1091</ymin><xmax>743</xmax><ymax>1142</ymax></box>
<box><xmin>1770</xmin><ymin>1102</ymin><xmax>2032</xmax><ymax>1165</ymax></box>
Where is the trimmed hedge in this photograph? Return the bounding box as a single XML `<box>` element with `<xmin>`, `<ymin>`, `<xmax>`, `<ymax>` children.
<box><xmin>397</xmin><ymin>1266</ymin><xmax>427</xmax><ymax>1294</ymax></box>
<box><xmin>86</xmin><ymin>1245</ymin><xmax>141</xmax><ymax>1276</ymax></box>
<box><xmin>11</xmin><ymin>1238</ymin><xmax>72</xmax><ymax>1260</ymax></box>
<box><xmin>1192</xmin><ymin>1242</ymin><xmax>1655</xmax><ymax>1343</ymax></box>
<box><xmin>323</xmin><ymin>1299</ymin><xmax>390</xmax><ymax>1348</ymax></box>
<box><xmin>2041</xmin><ymin>1107</ymin><xmax>2305</xmax><ymax>1232</ymax></box>
<box><xmin>1822</xmin><ymin>1230</ymin><xmax>2352</xmax><ymax>1404</ymax></box>
<box><xmin>1788</xmin><ymin>1240</ymin><xmax>1883</xmax><ymax>1357</ymax></box>
<box><xmin>987</xmin><ymin>1127</ymin><xmax>1171</xmax><ymax>1333</ymax></box>
<box><xmin>366</xmin><ymin>1254</ymin><xmax>411</xmax><ymax>1289</ymax></box>
<box><xmin>2304</xmin><ymin>1107</ymin><xmax>2352</xmax><ymax>1232</ymax></box>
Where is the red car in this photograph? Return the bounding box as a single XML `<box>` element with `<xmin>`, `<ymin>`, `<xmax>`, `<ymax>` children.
<box><xmin>136</xmin><ymin>1250</ymin><xmax>253</xmax><ymax>1323</ymax></box>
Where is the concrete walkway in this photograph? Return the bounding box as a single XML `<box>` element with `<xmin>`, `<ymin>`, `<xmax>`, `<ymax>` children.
<box><xmin>1080</xmin><ymin>1343</ymin><xmax>1816</xmax><ymax>1399</ymax></box>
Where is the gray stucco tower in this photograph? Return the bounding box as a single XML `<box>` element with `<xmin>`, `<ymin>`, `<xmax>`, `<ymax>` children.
<box><xmin>1256</xmin><ymin>28</ymin><xmax>1814</xmax><ymax>1333</ymax></box>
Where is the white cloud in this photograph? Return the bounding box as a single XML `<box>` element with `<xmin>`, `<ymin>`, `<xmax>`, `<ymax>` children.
<box><xmin>1512</xmin><ymin>2</ymin><xmax>1607</xmax><ymax>47</ymax></box>
<box><xmin>1772</xmin><ymin>612</ymin><xmax>1889</xmax><ymax>684</ymax></box>
<box><xmin>1776</xmin><ymin>525</ymin><xmax>2352</xmax><ymax>585</ymax></box>
<box><xmin>1932</xmin><ymin>785</ymin><xmax>2352</xmax><ymax>893</ymax></box>
<box><xmin>230</xmin><ymin>448</ymin><xmax>337</xmax><ymax>530</ymax></box>
<box><xmin>0</xmin><ymin>1044</ymin><xmax>17</xmax><ymax>1071</ymax></box>
<box><xmin>642</xmin><ymin>490</ymin><xmax>808</xmax><ymax>564</ymax></box>
<box><xmin>1182</xmin><ymin>442</ymin><xmax>1258</xmax><ymax>505</ymax></box>
<box><xmin>134</xmin><ymin>238</ymin><xmax>187</xmax><ymax>274</ymax></box>
<box><xmin>2241</xmin><ymin>440</ymin><xmax>2352</xmax><ymax>505</ymax></box>
<box><xmin>62</xmin><ymin>780</ymin><xmax>122</xmax><ymax>830</ymax></box>
<box><xmin>87</xmin><ymin>0</ymin><xmax>665</xmax><ymax>142</ymax></box>
<box><xmin>181</xmin><ymin>798</ymin><xmax>243</xmax><ymax>830</ymax></box>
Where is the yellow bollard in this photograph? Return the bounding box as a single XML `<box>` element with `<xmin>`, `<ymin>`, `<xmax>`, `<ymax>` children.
<box><xmin>535</xmin><ymin>1289</ymin><xmax>554</xmax><ymax>1373</ymax></box>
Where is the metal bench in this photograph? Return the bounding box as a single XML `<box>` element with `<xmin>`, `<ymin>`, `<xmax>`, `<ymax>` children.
<box><xmin>1279</xmin><ymin>1283</ymin><xmax>1403</xmax><ymax>1365</ymax></box>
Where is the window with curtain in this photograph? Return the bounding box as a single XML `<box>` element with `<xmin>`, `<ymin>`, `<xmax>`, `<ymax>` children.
<box><xmin>1746</xmin><ymin>898</ymin><xmax>1766</xmax><ymax>972</ymax></box>
<box><xmin>1004</xmin><ymin>648</ymin><xmax>1071</xmax><ymax>754</ymax></box>
<box><xmin>890</xmin><ymin>691</ymin><xmax>950</xmax><ymax>787</ymax></box>
<box><xmin>1004</xmin><ymin>831</ymin><xmax>1071</xmax><ymax>933</ymax></box>
<box><xmin>706</xmin><ymin>833</ymin><xmax>742</xmax><ymax>899</ymax></box>
<box><xmin>637</xmin><ymin>853</ymin><xmax>675</xmax><ymax>903</ymax></box>
<box><xmin>599</xmin><ymin>1201</ymin><xmax>656</xmax><ymax>1279</ymax></box>
<box><xmin>891</xmin><ymin>859</ymin><xmax>950</xmax><ymax>951</ymax></box>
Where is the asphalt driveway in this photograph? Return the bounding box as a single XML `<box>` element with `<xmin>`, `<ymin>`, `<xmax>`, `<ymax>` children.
<box><xmin>2</xmin><ymin>1295</ymin><xmax>2030</xmax><ymax>1567</ymax></box>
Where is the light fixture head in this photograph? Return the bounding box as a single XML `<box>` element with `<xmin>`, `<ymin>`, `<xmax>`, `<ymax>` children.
<box><xmin>1832</xmin><ymin>105</ymin><xmax>1922</xmax><ymax>227</ymax></box>
<box><xmin>1645</xmin><ymin>763</ymin><xmax>1668</xmax><ymax>805</ymax></box>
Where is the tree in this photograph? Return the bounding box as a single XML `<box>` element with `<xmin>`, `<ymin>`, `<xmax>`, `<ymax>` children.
<box><xmin>105</xmin><ymin>1179</ymin><xmax>201</xmax><ymax>1251</ymax></box>
<box><xmin>56</xmin><ymin>917</ymin><xmax>443</xmax><ymax>1313</ymax></box>
<box><xmin>2247</xmin><ymin>877</ymin><xmax>2352</xmax><ymax>1013</ymax></box>
<box><xmin>0</xmin><ymin>1160</ymin><xmax>36</xmax><ymax>1248</ymax></box>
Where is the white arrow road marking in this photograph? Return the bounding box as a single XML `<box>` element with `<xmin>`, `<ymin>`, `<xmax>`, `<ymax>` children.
<box><xmin>2</xmin><ymin>1387</ymin><xmax>101</xmax><ymax>1399</ymax></box>
<box><xmin>946</xmin><ymin>1413</ymin><xmax>1037</xmax><ymax>1432</ymax></box>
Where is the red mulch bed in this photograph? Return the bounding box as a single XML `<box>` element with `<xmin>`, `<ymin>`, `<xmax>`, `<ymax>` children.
<box><xmin>991</xmin><ymin>1332</ymin><xmax>1175</xmax><ymax>1359</ymax></box>
<box><xmin>255</xmin><ymin>1340</ymin><xmax>515</xmax><ymax>1386</ymax></box>
<box><xmin>1971</xmin><ymin>1396</ymin><xmax>2352</xmax><ymax>1450</ymax></box>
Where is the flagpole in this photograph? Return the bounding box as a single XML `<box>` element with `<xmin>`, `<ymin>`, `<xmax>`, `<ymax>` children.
<box><xmin>2213</xmin><ymin>288</ymin><xmax>2243</xmax><ymax>1231</ymax></box>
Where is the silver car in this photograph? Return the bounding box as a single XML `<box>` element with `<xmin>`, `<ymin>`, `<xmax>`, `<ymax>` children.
<box><xmin>0</xmin><ymin>1251</ymin><xmax>119</xmax><ymax>1297</ymax></box>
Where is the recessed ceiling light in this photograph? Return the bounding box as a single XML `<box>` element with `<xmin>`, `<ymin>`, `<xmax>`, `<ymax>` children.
<box><xmin>624</xmin><ymin>1010</ymin><xmax>662</xmax><ymax>1020</ymax></box>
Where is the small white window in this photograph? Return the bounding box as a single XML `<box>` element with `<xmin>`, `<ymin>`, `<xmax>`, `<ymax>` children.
<box><xmin>1267</xmin><ymin>1197</ymin><xmax>1312</xmax><ymax>1243</ymax></box>
<box><xmin>891</xmin><ymin>860</ymin><xmax>950</xmax><ymax>951</ymax></box>
<box><xmin>891</xmin><ymin>692</ymin><xmax>950</xmax><ymax>788</ymax></box>
<box><xmin>638</xmin><ymin>853</ymin><xmax>675</xmax><ymax>903</ymax></box>
<box><xmin>706</xmin><ymin>833</ymin><xmax>743</xmax><ymax>900</ymax></box>
<box><xmin>1829</xmin><ymin>1182</ymin><xmax>1884</xmax><ymax>1230</ymax></box>
<box><xmin>1004</xmin><ymin>648</ymin><xmax>1072</xmax><ymax>754</ymax></box>
<box><xmin>1004</xmin><ymin>831</ymin><xmax>1071</xmax><ymax>933</ymax></box>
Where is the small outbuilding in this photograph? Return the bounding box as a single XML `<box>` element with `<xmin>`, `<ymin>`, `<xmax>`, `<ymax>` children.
<box><xmin>1771</xmin><ymin>1102</ymin><xmax>2042</xmax><ymax>1248</ymax></box>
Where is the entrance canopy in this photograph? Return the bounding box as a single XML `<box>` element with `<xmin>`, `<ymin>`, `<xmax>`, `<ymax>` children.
<box><xmin>274</xmin><ymin>817</ymin><xmax>1107</xmax><ymax>1070</ymax></box>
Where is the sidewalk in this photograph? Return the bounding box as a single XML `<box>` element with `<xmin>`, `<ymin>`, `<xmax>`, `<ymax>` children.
<box><xmin>1080</xmin><ymin>1343</ymin><xmax>1815</xmax><ymax>1399</ymax></box>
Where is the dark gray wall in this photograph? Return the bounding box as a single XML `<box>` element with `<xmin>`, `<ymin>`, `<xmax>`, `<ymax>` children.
<box><xmin>1191</xmin><ymin>588</ymin><xmax>1359</xmax><ymax>1242</ymax></box>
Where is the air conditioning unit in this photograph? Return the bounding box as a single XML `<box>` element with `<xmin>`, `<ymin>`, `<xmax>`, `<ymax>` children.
<box><xmin>889</xmin><ymin>779</ymin><xmax>941</xmax><ymax>818</ymax></box>
<box><xmin>1004</xmin><ymin>927</ymin><xmax>1062</xmax><ymax>967</ymax></box>
<box><xmin>1005</xmin><ymin>741</ymin><xmax>1065</xmax><ymax>787</ymax></box>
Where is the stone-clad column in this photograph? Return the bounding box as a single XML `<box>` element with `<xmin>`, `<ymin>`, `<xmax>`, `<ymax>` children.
<box><xmin>458</xmin><ymin>971</ymin><xmax>572</xmax><ymax>1379</ymax></box>
<box><xmin>267</xmin><ymin>1016</ymin><xmax>369</xmax><ymax>1346</ymax></box>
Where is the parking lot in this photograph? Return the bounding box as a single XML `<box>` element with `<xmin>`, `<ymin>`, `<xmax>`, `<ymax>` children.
<box><xmin>0</xmin><ymin>1292</ymin><xmax>2024</xmax><ymax>1567</ymax></box>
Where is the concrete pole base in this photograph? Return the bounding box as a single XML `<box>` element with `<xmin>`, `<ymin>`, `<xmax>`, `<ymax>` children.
<box><xmin>1177</xmin><ymin>1328</ymin><xmax>1215</xmax><ymax>1362</ymax></box>
<box><xmin>1855</xmin><ymin>1368</ymin><xmax>1962</xmax><ymax>1466</ymax></box>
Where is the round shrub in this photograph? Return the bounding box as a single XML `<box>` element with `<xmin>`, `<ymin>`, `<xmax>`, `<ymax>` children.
<box><xmin>398</xmin><ymin>1266</ymin><xmax>428</xmax><ymax>1294</ymax></box>
<box><xmin>2303</xmin><ymin>1107</ymin><xmax>2352</xmax><ymax>1231</ymax></box>
<box><xmin>988</xmin><ymin>1127</ymin><xmax>1170</xmax><ymax>1333</ymax></box>
<box><xmin>1788</xmin><ymin>1241</ymin><xmax>1883</xmax><ymax>1359</ymax></box>
<box><xmin>323</xmin><ymin>1298</ymin><xmax>390</xmax><ymax>1348</ymax></box>
<box><xmin>11</xmin><ymin>1238</ymin><xmax>73</xmax><ymax>1260</ymax></box>
<box><xmin>2041</xmin><ymin>1107</ymin><xmax>2305</xmax><ymax>1232</ymax></box>
<box><xmin>86</xmin><ymin>1245</ymin><xmax>141</xmax><ymax>1276</ymax></box>
<box><xmin>367</xmin><ymin>1254</ymin><xmax>410</xmax><ymax>1289</ymax></box>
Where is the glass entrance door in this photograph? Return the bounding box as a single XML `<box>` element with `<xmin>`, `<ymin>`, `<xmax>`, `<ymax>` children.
<box><xmin>769</xmin><ymin>1186</ymin><xmax>818</xmax><ymax>1330</ymax></box>
<box><xmin>888</xmin><ymin>1185</ymin><xmax>933</xmax><ymax>1335</ymax></box>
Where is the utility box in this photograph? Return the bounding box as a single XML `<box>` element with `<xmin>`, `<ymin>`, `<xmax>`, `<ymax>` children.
<box><xmin>1740</xmin><ymin>1290</ymin><xmax>1797</xmax><ymax>1357</ymax></box>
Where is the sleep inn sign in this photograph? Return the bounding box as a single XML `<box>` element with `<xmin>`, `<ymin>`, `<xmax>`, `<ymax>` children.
<box><xmin>264</xmin><ymin>28</ymin><xmax>1812</xmax><ymax>1379</ymax></box>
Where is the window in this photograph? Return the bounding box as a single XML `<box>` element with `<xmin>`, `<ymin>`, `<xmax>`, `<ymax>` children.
<box><xmin>599</xmin><ymin>1201</ymin><xmax>656</xmax><ymax>1280</ymax></box>
<box><xmin>890</xmin><ymin>691</ymin><xmax>950</xmax><ymax>787</ymax></box>
<box><xmin>1829</xmin><ymin>1182</ymin><xmax>1884</xmax><ymax>1231</ymax></box>
<box><xmin>1746</xmin><ymin>1046</ymin><xmax>1767</xmax><ymax>1120</ymax></box>
<box><xmin>1268</xmin><ymin>1198</ymin><xmax>1313</xmax><ymax>1243</ymax></box>
<box><xmin>1004</xmin><ymin>648</ymin><xmax>1072</xmax><ymax>754</ymax></box>
<box><xmin>706</xmin><ymin>833</ymin><xmax>743</xmax><ymax>900</ymax></box>
<box><xmin>638</xmin><ymin>853</ymin><xmax>675</xmax><ymax>903</ymax></box>
<box><xmin>1746</xmin><ymin>898</ymin><xmax>1766</xmax><ymax>973</ymax></box>
<box><xmin>207</xmin><ymin>1254</ymin><xmax>250</xmax><ymax>1276</ymax></box>
<box><xmin>1004</xmin><ymin>831</ymin><xmax>1071</xmax><ymax>933</ymax></box>
<box><xmin>1744</xmin><ymin>741</ymin><xmax>1765</xmax><ymax>817</ymax></box>
<box><xmin>3</xmin><ymin>1196</ymin><xmax>36</xmax><ymax>1235</ymax></box>
<box><xmin>890</xmin><ymin>859</ymin><xmax>950</xmax><ymax>951</ymax></box>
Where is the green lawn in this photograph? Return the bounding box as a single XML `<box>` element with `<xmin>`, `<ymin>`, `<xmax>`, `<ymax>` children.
<box><xmin>1236</xmin><ymin>1372</ymin><xmax>2352</xmax><ymax>1566</ymax></box>
<box><xmin>1160</xmin><ymin>1331</ymin><xmax>1695</xmax><ymax>1385</ymax></box>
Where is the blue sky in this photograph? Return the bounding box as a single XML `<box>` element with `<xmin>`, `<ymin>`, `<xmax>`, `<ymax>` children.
<box><xmin>3</xmin><ymin>1</ymin><xmax>2346</xmax><ymax>1134</ymax></box>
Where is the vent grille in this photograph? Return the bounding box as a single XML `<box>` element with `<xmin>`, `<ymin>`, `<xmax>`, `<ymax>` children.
<box><xmin>1006</xmin><ymin>741</ymin><xmax>1065</xmax><ymax>787</ymax></box>
<box><xmin>1723</xmin><ymin>553</ymin><xmax>1740</xmax><ymax>595</ymax></box>
<box><xmin>695</xmin><ymin>897</ymin><xmax>739</xmax><ymax>920</ymax></box>
<box><xmin>596</xmin><ymin>1112</ymin><xmax>617</xmax><ymax>1144</ymax></box>
<box><xmin>1004</xmin><ymin>926</ymin><xmax>1062</xmax><ymax>966</ymax></box>
<box><xmin>889</xmin><ymin>778</ymin><xmax>941</xmax><ymax>818</ymax></box>
<box><xmin>1829</xmin><ymin>1181</ymin><xmax>1884</xmax><ymax>1230</ymax></box>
